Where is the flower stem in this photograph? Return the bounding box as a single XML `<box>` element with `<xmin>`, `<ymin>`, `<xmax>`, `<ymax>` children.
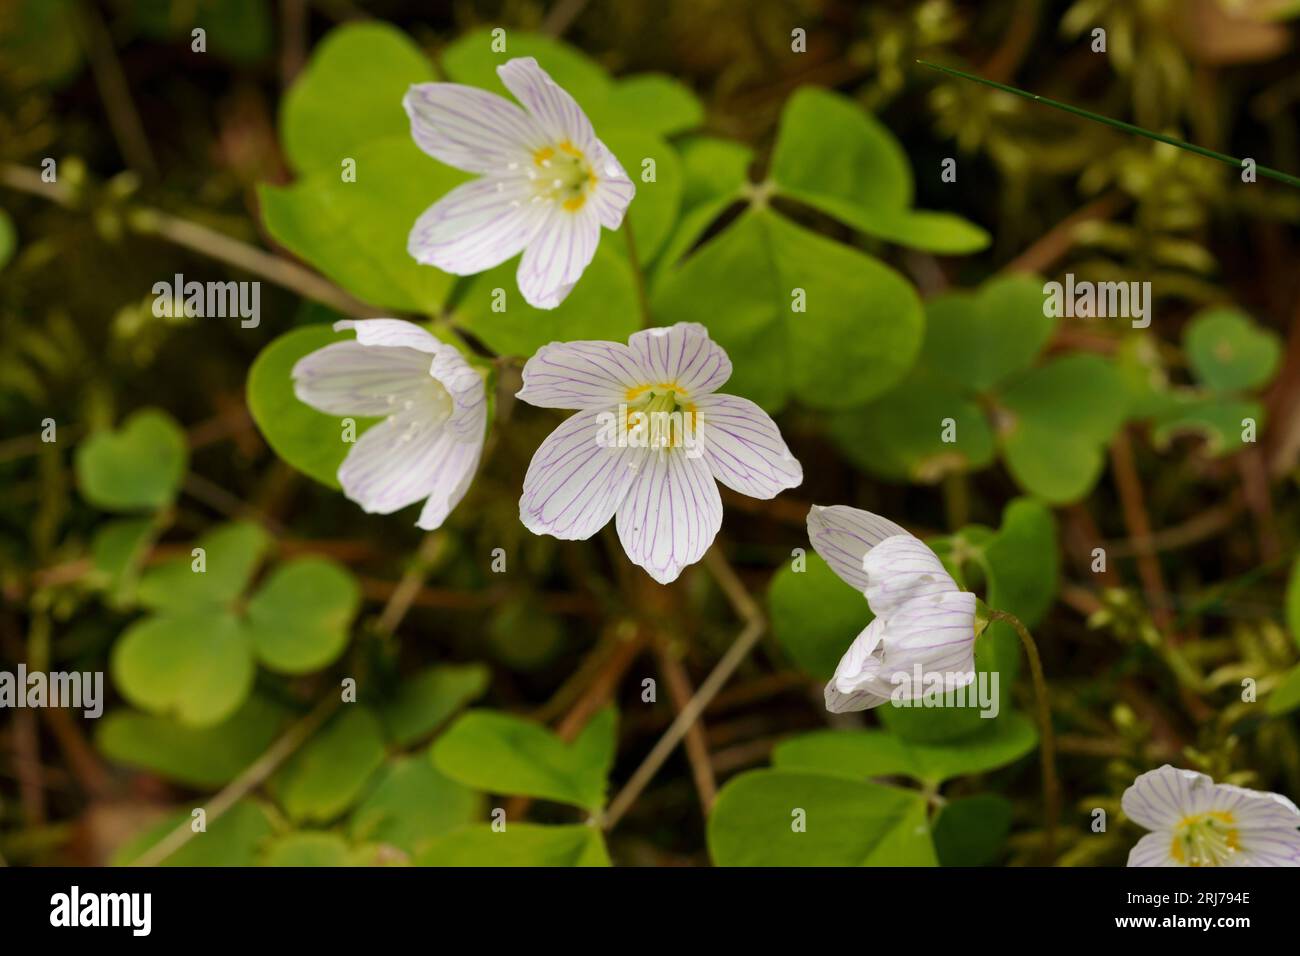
<box><xmin>623</xmin><ymin>219</ymin><xmax>653</xmax><ymax>329</ymax></box>
<box><xmin>989</xmin><ymin>608</ymin><xmax>1059</xmax><ymax>864</ymax></box>
<box><xmin>916</xmin><ymin>59</ymin><xmax>1300</xmax><ymax>189</ymax></box>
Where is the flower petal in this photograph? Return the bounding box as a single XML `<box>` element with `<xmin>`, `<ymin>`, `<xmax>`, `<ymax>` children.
<box><xmin>1122</xmin><ymin>765</ymin><xmax>1209</xmax><ymax>831</ymax></box>
<box><xmin>497</xmin><ymin>57</ymin><xmax>596</xmax><ymax>149</ymax></box>
<box><xmin>863</xmin><ymin>534</ymin><xmax>961</xmax><ymax>619</ymax></box>
<box><xmin>517</xmin><ymin>339</ymin><xmax>651</xmax><ymax>410</ymax></box>
<box><xmin>334</xmin><ymin>318</ymin><xmax>441</xmax><ymax>353</ymax></box>
<box><xmin>627</xmin><ymin>322</ymin><xmax>732</xmax><ymax>397</ymax></box>
<box><xmin>1126</xmin><ymin>832</ymin><xmax>1180</xmax><ymax>867</ymax></box>
<box><xmin>520</xmin><ymin>407</ymin><xmax>645</xmax><ymax>540</ymax></box>
<box><xmin>408</xmin><ymin>176</ymin><xmax>547</xmax><ymax>275</ymax></box>
<box><xmin>877</xmin><ymin>589</ymin><xmax>977</xmax><ymax>681</ymax></box>
<box><xmin>430</xmin><ymin>344</ymin><xmax>488</xmax><ymax>444</ymax></box>
<box><xmin>615</xmin><ymin>449</ymin><xmax>722</xmax><ymax>584</ymax></box>
<box><xmin>338</xmin><ymin>410</ymin><xmax>456</xmax><ymax>518</ymax></box>
<box><xmin>415</xmin><ymin>427</ymin><xmax>484</xmax><ymax>531</ymax></box>
<box><xmin>806</xmin><ymin>505</ymin><xmax>910</xmax><ymax>593</ymax></box>
<box><xmin>824</xmin><ymin>618</ymin><xmax>893</xmax><ymax>713</ymax></box>
<box><xmin>516</xmin><ymin>204</ymin><xmax>601</xmax><ymax>309</ymax></box>
<box><xmin>404</xmin><ymin>82</ymin><xmax>544</xmax><ymax>174</ymax></box>
<box><xmin>589</xmin><ymin>142</ymin><xmax>635</xmax><ymax>230</ymax></box>
<box><xmin>695</xmin><ymin>393</ymin><xmax>802</xmax><ymax>499</ymax></box>
<box><xmin>292</xmin><ymin>341</ymin><xmax>442</xmax><ymax>417</ymax></box>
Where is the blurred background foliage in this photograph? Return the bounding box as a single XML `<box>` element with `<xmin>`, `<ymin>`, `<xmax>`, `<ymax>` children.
<box><xmin>2</xmin><ymin>0</ymin><xmax>1300</xmax><ymax>867</ymax></box>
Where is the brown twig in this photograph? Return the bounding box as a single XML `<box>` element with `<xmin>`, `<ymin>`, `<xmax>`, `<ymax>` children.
<box><xmin>77</xmin><ymin>3</ymin><xmax>158</xmax><ymax>179</ymax></box>
<box><xmin>653</xmin><ymin>637</ymin><xmax>718</xmax><ymax>816</ymax></box>
<box><xmin>1001</xmin><ymin>192</ymin><xmax>1129</xmax><ymax>276</ymax></box>
<box><xmin>603</xmin><ymin>548</ymin><xmax>766</xmax><ymax>830</ymax></box>
<box><xmin>1109</xmin><ymin>428</ymin><xmax>1176</xmax><ymax>639</ymax></box>
<box><xmin>129</xmin><ymin>696</ymin><xmax>339</xmax><ymax>866</ymax></box>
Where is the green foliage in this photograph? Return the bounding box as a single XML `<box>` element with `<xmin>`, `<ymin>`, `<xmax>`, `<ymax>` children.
<box><xmin>653</xmin><ymin>207</ymin><xmax>924</xmax><ymax>411</ymax></box>
<box><xmin>932</xmin><ymin>794</ymin><xmax>1013</xmax><ymax>866</ymax></box>
<box><xmin>246</xmin><ymin>324</ymin><xmax>378</xmax><ymax>489</ymax></box>
<box><xmin>280</xmin><ymin>22</ymin><xmax>436</xmax><ymax>176</ymax></box>
<box><xmin>113</xmin><ymin>800</ymin><xmax>277</xmax><ymax>867</ymax></box>
<box><xmin>452</xmin><ymin>245</ymin><xmax>640</xmax><ymax>356</ymax></box>
<box><xmin>111</xmin><ymin>521</ymin><xmax>360</xmax><ymax>725</ymax></box>
<box><xmin>376</xmin><ymin>664</ymin><xmax>491</xmax><ymax>747</ymax></box>
<box><xmin>0</xmin><ymin>208</ymin><xmax>15</xmax><ymax>269</ymax></box>
<box><xmin>75</xmin><ymin>408</ymin><xmax>187</xmax><ymax>512</ymax></box>
<box><xmin>708</xmin><ymin>771</ymin><xmax>936</xmax><ymax>866</ymax></box>
<box><xmin>259</xmin><ymin>142</ymin><xmax>468</xmax><ymax>314</ymax></box>
<box><xmin>417</xmin><ymin>823</ymin><xmax>611</xmax><ymax>866</ymax></box>
<box><xmin>768</xmin><ymin>552</ymin><xmax>870</xmax><ymax>680</ymax></box>
<box><xmin>96</xmin><ymin>695</ymin><xmax>289</xmax><ymax>788</ymax></box>
<box><xmin>90</xmin><ymin>517</ymin><xmax>158</xmax><ymax>607</ymax></box>
<box><xmin>349</xmin><ymin>757</ymin><xmax>480</xmax><ymax>855</ymax></box>
<box><xmin>1184</xmin><ymin>308</ymin><xmax>1281</xmax><ymax>393</ymax></box>
<box><xmin>261</xmin><ymin>832</ymin><xmax>358</xmax><ymax>867</ymax></box>
<box><xmin>830</xmin><ymin>276</ymin><xmax>1127</xmax><ymax>502</ymax></box>
<box><xmin>771</xmin><ymin>712</ymin><xmax>1037</xmax><ymax>786</ymax></box>
<box><xmin>770</xmin><ymin>87</ymin><xmax>988</xmax><ymax>254</ymax></box>
<box><xmin>271</xmin><ymin>708</ymin><xmax>387</xmax><ymax>824</ymax></box>
<box><xmin>1148</xmin><ymin>306</ymin><xmax>1280</xmax><ymax>457</ymax></box>
<box><xmin>432</xmin><ymin>707</ymin><xmax>616</xmax><ymax>811</ymax></box>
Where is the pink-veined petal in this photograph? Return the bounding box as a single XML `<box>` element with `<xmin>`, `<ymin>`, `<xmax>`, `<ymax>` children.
<box><xmin>497</xmin><ymin>57</ymin><xmax>596</xmax><ymax>149</ymax></box>
<box><xmin>824</xmin><ymin>618</ymin><xmax>893</xmax><ymax>713</ymax></box>
<box><xmin>520</xmin><ymin>407</ymin><xmax>645</xmax><ymax>540</ymax></box>
<box><xmin>806</xmin><ymin>505</ymin><xmax>910</xmax><ymax>594</ymax></box>
<box><xmin>615</xmin><ymin>449</ymin><xmax>722</xmax><ymax>584</ymax></box>
<box><xmin>516</xmin><ymin>203</ymin><xmax>601</xmax><ymax>309</ymax></box>
<box><xmin>517</xmin><ymin>339</ymin><xmax>650</xmax><ymax>410</ymax></box>
<box><xmin>338</xmin><ymin>411</ymin><xmax>454</xmax><ymax>518</ymax></box>
<box><xmin>589</xmin><ymin>141</ymin><xmax>635</xmax><ymax>230</ymax></box>
<box><xmin>292</xmin><ymin>341</ymin><xmax>442</xmax><ymax>417</ymax></box>
<box><xmin>627</xmin><ymin>322</ymin><xmax>732</xmax><ymax>397</ymax></box>
<box><xmin>408</xmin><ymin>175</ymin><xmax>547</xmax><ymax>274</ymax></box>
<box><xmin>333</xmin><ymin>318</ymin><xmax>441</xmax><ymax>353</ymax></box>
<box><xmin>404</xmin><ymin>82</ymin><xmax>545</xmax><ymax>174</ymax></box>
<box><xmin>695</xmin><ymin>393</ymin><xmax>802</xmax><ymax>499</ymax></box>
<box><xmin>1122</xmin><ymin>765</ymin><xmax>1209</xmax><ymax>832</ymax></box>
<box><xmin>430</xmin><ymin>344</ymin><xmax>488</xmax><ymax>444</ymax></box>
<box><xmin>877</xmin><ymin>589</ymin><xmax>977</xmax><ymax>684</ymax></box>
<box><xmin>1126</xmin><ymin>832</ymin><xmax>1180</xmax><ymax>867</ymax></box>
<box><xmin>863</xmin><ymin>534</ymin><xmax>961</xmax><ymax>619</ymax></box>
<box><xmin>415</xmin><ymin>426</ymin><xmax>485</xmax><ymax>531</ymax></box>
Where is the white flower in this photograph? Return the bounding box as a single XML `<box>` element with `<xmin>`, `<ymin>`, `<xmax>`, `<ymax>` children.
<box><xmin>516</xmin><ymin>322</ymin><xmax>803</xmax><ymax>584</ymax></box>
<box><xmin>292</xmin><ymin>319</ymin><xmax>487</xmax><ymax>530</ymax></box>
<box><xmin>806</xmin><ymin>505</ymin><xmax>977</xmax><ymax>713</ymax></box>
<box><xmin>403</xmin><ymin>57</ymin><xmax>635</xmax><ymax>310</ymax></box>
<box><xmin>1123</xmin><ymin>765</ymin><xmax>1300</xmax><ymax>867</ymax></box>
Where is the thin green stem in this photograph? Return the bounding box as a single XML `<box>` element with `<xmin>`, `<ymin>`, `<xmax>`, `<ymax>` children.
<box><xmin>917</xmin><ymin>59</ymin><xmax>1300</xmax><ymax>189</ymax></box>
<box><xmin>623</xmin><ymin>219</ymin><xmax>653</xmax><ymax>329</ymax></box>
<box><xmin>989</xmin><ymin>608</ymin><xmax>1059</xmax><ymax>865</ymax></box>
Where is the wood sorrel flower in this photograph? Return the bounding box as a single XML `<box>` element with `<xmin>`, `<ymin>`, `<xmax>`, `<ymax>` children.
<box><xmin>403</xmin><ymin>57</ymin><xmax>635</xmax><ymax>310</ymax></box>
<box><xmin>806</xmin><ymin>505</ymin><xmax>977</xmax><ymax>712</ymax></box>
<box><xmin>1123</xmin><ymin>765</ymin><xmax>1300</xmax><ymax>867</ymax></box>
<box><xmin>292</xmin><ymin>319</ymin><xmax>487</xmax><ymax>530</ymax></box>
<box><xmin>517</xmin><ymin>322</ymin><xmax>803</xmax><ymax>584</ymax></box>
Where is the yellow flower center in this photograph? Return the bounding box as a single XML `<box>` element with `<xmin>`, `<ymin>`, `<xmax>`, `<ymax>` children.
<box><xmin>623</xmin><ymin>384</ymin><xmax>698</xmax><ymax>449</ymax></box>
<box><xmin>531</xmin><ymin>140</ymin><xmax>597</xmax><ymax>212</ymax></box>
<box><xmin>1169</xmin><ymin>811</ymin><xmax>1239</xmax><ymax>867</ymax></box>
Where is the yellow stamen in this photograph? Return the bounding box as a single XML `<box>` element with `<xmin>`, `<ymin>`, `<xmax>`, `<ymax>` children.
<box><xmin>1169</xmin><ymin>811</ymin><xmax>1240</xmax><ymax>866</ymax></box>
